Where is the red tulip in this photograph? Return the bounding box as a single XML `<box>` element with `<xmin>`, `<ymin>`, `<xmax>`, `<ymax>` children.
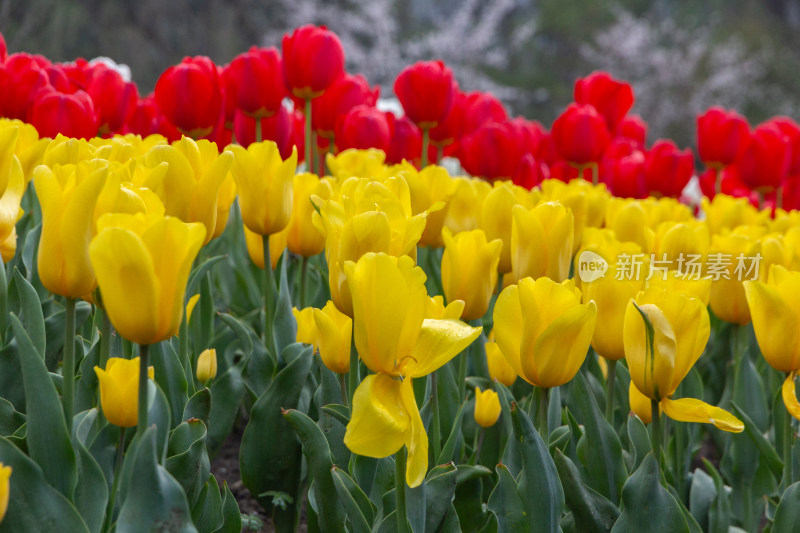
<box><xmin>222</xmin><ymin>47</ymin><xmax>286</xmax><ymax>119</ymax></box>
<box><xmin>644</xmin><ymin>140</ymin><xmax>694</xmax><ymax>198</ymax></box>
<box><xmin>155</xmin><ymin>56</ymin><xmax>222</xmax><ymax>139</ymax></box>
<box><xmin>510</xmin><ymin>117</ymin><xmax>544</xmax><ymax>157</ymax></box>
<box><xmin>769</xmin><ymin>117</ymin><xmax>800</xmax><ymax>176</ymax></box>
<box><xmin>335</xmin><ymin>105</ymin><xmax>391</xmax><ymax>153</ymax></box>
<box><xmin>87</xmin><ymin>67</ymin><xmax>138</xmax><ymax>135</ymax></box>
<box><xmin>30</xmin><ymin>88</ymin><xmax>98</xmax><ymax>139</ymax></box>
<box><xmin>0</xmin><ymin>54</ymin><xmax>50</xmax><ymax>120</ymax></box>
<box><xmin>696</xmin><ymin>107</ymin><xmax>750</xmax><ymax>168</ymax></box>
<box><xmin>0</xmin><ymin>32</ymin><xmax>6</xmax><ymax>63</ymax></box>
<box><xmin>574</xmin><ymin>71</ymin><xmax>634</xmax><ymax>131</ymax></box>
<box><xmin>513</xmin><ymin>153</ymin><xmax>548</xmax><ymax>190</ymax></box>
<box><xmin>616</xmin><ymin>114</ymin><xmax>647</xmax><ymax>147</ymax></box>
<box><xmin>312</xmin><ymin>73</ymin><xmax>379</xmax><ymax>138</ymax></box>
<box><xmin>282</xmin><ymin>25</ymin><xmax>345</xmax><ymax>100</ymax></box>
<box><xmin>233</xmin><ymin>105</ymin><xmax>294</xmax><ymax>158</ymax></box>
<box><xmin>393</xmin><ymin>60</ymin><xmax>455</xmax><ymax>129</ymax></box>
<box><xmin>460</xmin><ymin>121</ymin><xmax>522</xmax><ymax>180</ymax></box>
<box><xmin>460</xmin><ymin>90</ymin><xmax>508</xmax><ymax>136</ymax></box>
<box><xmin>428</xmin><ymin>86</ymin><xmax>464</xmax><ymax>148</ymax></box>
<box><xmin>781</xmin><ymin>175</ymin><xmax>800</xmax><ymax>211</ymax></box>
<box><xmin>698</xmin><ymin>166</ymin><xmax>754</xmax><ymax>201</ymax></box>
<box><xmin>551</xmin><ymin>103</ymin><xmax>611</xmax><ymax>165</ymax></box>
<box><xmin>602</xmin><ymin>149</ymin><xmax>647</xmax><ymax>199</ymax></box>
<box><xmin>736</xmin><ymin>122</ymin><xmax>790</xmax><ymax>193</ymax></box>
<box><xmin>386</xmin><ymin>114</ymin><xmax>422</xmax><ymax>166</ymax></box>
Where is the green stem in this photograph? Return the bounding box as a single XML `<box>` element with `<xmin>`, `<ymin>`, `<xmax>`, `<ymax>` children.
<box><xmin>103</xmin><ymin>427</ymin><xmax>126</xmax><ymax>533</ymax></box>
<box><xmin>299</xmin><ymin>256</ymin><xmax>308</xmax><ymax>309</ymax></box>
<box><xmin>436</xmin><ymin>146</ymin><xmax>443</xmax><ymax>165</ymax></box>
<box><xmin>421</xmin><ymin>127</ymin><xmax>429</xmax><ymax>168</ymax></box>
<box><xmin>496</xmin><ymin>272</ymin><xmax>504</xmax><ymax>296</ymax></box>
<box><xmin>255</xmin><ymin>116</ymin><xmax>262</xmax><ymax>143</ymax></box>
<box><xmin>471</xmin><ymin>426</ymin><xmax>485</xmax><ymax>465</ymax></box>
<box><xmin>339</xmin><ymin>373</ymin><xmax>349</xmax><ymax>408</ymax></box>
<box><xmin>538</xmin><ymin>387</ymin><xmax>549</xmax><ymax>440</ymax></box>
<box><xmin>425</xmin><ymin>246</ymin><xmax>443</xmax><ymax>297</ymax></box>
<box><xmin>395</xmin><ymin>448</ymin><xmax>409</xmax><ymax>533</ymax></box>
<box><xmin>457</xmin><ymin>351</ymin><xmax>467</xmax><ymax>404</ymax></box>
<box><xmin>63</xmin><ymin>298</ymin><xmax>76</xmax><ymax>432</ymax></box>
<box><xmin>137</xmin><ymin>344</ymin><xmax>150</xmax><ymax>436</ymax></box>
<box><xmin>305</xmin><ymin>97</ymin><xmax>313</xmax><ymax>175</ymax></box>
<box><xmin>784</xmin><ymin>381</ymin><xmax>794</xmax><ymax>490</ymax></box>
<box><xmin>431</xmin><ymin>371</ymin><xmax>441</xmax><ymax>461</ymax></box>
<box><xmin>674</xmin><ymin>419</ymin><xmax>685</xmax><ymax>501</ymax></box>
<box><xmin>348</xmin><ymin>331</ymin><xmax>359</xmax><ymax>408</ymax></box>
<box><xmin>262</xmin><ymin>234</ymin><xmax>276</xmax><ymax>356</ymax></box>
<box><xmin>179</xmin><ymin>312</ymin><xmax>193</xmax><ymax>392</ymax></box>
<box><xmin>590</xmin><ymin>163</ymin><xmax>599</xmax><ymax>186</ymax></box>
<box><xmin>715</xmin><ymin>167</ymin><xmax>723</xmax><ymax>196</ymax></box>
<box><xmin>652</xmin><ymin>399</ymin><xmax>662</xmax><ymax>472</ymax></box>
<box><xmin>605</xmin><ymin>359</ymin><xmax>617</xmax><ymax>423</ymax></box>
<box><xmin>99</xmin><ymin>308</ymin><xmax>111</xmax><ymax>370</ymax></box>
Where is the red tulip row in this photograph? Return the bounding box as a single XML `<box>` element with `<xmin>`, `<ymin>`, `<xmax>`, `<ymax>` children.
<box><xmin>0</xmin><ymin>25</ymin><xmax>798</xmax><ymax>210</ymax></box>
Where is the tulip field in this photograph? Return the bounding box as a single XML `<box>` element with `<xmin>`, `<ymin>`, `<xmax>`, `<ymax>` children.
<box><xmin>2</xmin><ymin>22</ymin><xmax>800</xmax><ymax>533</ymax></box>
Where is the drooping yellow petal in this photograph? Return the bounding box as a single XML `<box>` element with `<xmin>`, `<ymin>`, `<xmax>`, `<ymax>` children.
<box><xmin>661</xmin><ymin>397</ymin><xmax>744</xmax><ymax>433</ymax></box>
<box><xmin>782</xmin><ymin>372</ymin><xmax>800</xmax><ymax>421</ymax></box>
<box><xmin>400</xmin><ymin>319</ymin><xmax>482</xmax><ymax>378</ymax></box>
<box><xmin>399</xmin><ymin>377</ymin><xmax>428</xmax><ymax>488</ymax></box>
<box><xmin>623</xmin><ymin>301</ymin><xmax>677</xmax><ymax>401</ymax></box>
<box><xmin>344</xmin><ymin>374</ymin><xmax>408</xmax><ymax>459</ymax></box>
<box><xmin>628</xmin><ymin>381</ymin><xmax>655</xmax><ymax>424</ymax></box>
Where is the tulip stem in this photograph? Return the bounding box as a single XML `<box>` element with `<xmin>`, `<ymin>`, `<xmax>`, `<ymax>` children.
<box><xmin>255</xmin><ymin>116</ymin><xmax>262</xmax><ymax>143</ymax></box>
<box><xmin>339</xmin><ymin>373</ymin><xmax>349</xmax><ymax>408</ymax></box>
<box><xmin>783</xmin><ymin>386</ymin><xmax>794</xmax><ymax>490</ymax></box>
<box><xmin>63</xmin><ymin>298</ymin><xmax>76</xmax><ymax>432</ymax></box>
<box><xmin>305</xmin><ymin>98</ymin><xmax>313</xmax><ymax>175</ymax></box>
<box><xmin>421</xmin><ymin>127</ymin><xmax>430</xmax><ymax>168</ymax></box>
<box><xmin>299</xmin><ymin>256</ymin><xmax>308</xmax><ymax>308</ymax></box>
<box><xmin>262</xmin><ymin>234</ymin><xmax>277</xmax><ymax>357</ymax></box>
<box><xmin>137</xmin><ymin>344</ymin><xmax>150</xmax><ymax>436</ymax></box>
<box><xmin>99</xmin><ymin>307</ymin><xmax>112</xmax><ymax>370</ymax></box>
<box><xmin>103</xmin><ymin>427</ymin><xmax>126</xmax><ymax>533</ymax></box>
<box><xmin>714</xmin><ymin>167</ymin><xmax>723</xmax><ymax>196</ymax></box>
<box><xmin>590</xmin><ymin>163</ymin><xmax>599</xmax><ymax>186</ymax></box>
<box><xmin>348</xmin><ymin>333</ymin><xmax>359</xmax><ymax>408</ymax></box>
<box><xmin>605</xmin><ymin>359</ymin><xmax>617</xmax><ymax>423</ymax></box>
<box><xmin>538</xmin><ymin>387</ymin><xmax>550</xmax><ymax>440</ymax></box>
<box><xmin>431</xmin><ymin>371</ymin><xmax>442</xmax><ymax>461</ymax></box>
<box><xmin>651</xmin><ymin>399</ymin><xmax>662</xmax><ymax>472</ymax></box>
<box><xmin>457</xmin><ymin>351</ymin><xmax>468</xmax><ymax>404</ymax></box>
<box><xmin>395</xmin><ymin>448</ymin><xmax>410</xmax><ymax>533</ymax></box>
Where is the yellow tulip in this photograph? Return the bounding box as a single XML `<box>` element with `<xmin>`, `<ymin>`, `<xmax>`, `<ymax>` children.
<box><xmin>441</xmin><ymin>228</ymin><xmax>502</xmax><ymax>320</ymax></box>
<box><xmin>707</xmin><ymin>230</ymin><xmax>761</xmax><ymax>325</ymax></box>
<box><xmin>511</xmin><ymin>201</ymin><xmax>574</xmax><ymax>283</ymax></box>
<box><xmin>486</xmin><ymin>338</ymin><xmax>517</xmax><ymax>387</ymax></box>
<box><xmin>343</xmin><ymin>252</ymin><xmax>481</xmax><ymax>487</ymax></box>
<box><xmin>0</xmin><ymin>119</ymin><xmax>48</xmax><ymax>182</ymax></box>
<box><xmin>212</xmin><ymin>173</ymin><xmax>237</xmax><ymax>240</ymax></box>
<box><xmin>228</xmin><ymin>140</ymin><xmax>297</xmax><ymax>235</ymax></box>
<box><xmin>325</xmin><ymin>148</ymin><xmax>388</xmax><ymax>180</ymax></box>
<box><xmin>89</xmin><ymin>213</ymin><xmax>205</xmax><ymax>345</ymax></box>
<box><xmin>34</xmin><ymin>161</ymin><xmax>108</xmax><ymax>298</ymax></box>
<box><xmin>540</xmin><ymin>179</ymin><xmax>609</xmax><ymax>253</ymax></box>
<box><xmin>474</xmin><ymin>387</ymin><xmax>502</xmax><ymax>428</ymax></box>
<box><xmin>196</xmin><ymin>348</ymin><xmax>217</xmax><ymax>382</ymax></box>
<box><xmin>186</xmin><ymin>294</ymin><xmax>201</xmax><ymax>324</ymax></box>
<box><xmin>313</xmin><ymin>301</ymin><xmax>352</xmax><ymax>374</ymax></box>
<box><xmin>401</xmin><ymin>164</ymin><xmax>456</xmax><ymax>247</ymax></box>
<box><xmin>642</xmin><ymin>197</ymin><xmax>693</xmax><ymax>226</ymax></box>
<box><xmin>702</xmin><ymin>194</ymin><xmax>765</xmax><ymax>235</ymax></box>
<box><xmin>0</xmin><ymin>133</ymin><xmax>26</xmax><ymax>263</ymax></box>
<box><xmin>646</xmin><ymin>271</ymin><xmax>711</xmax><ymax>306</ymax></box>
<box><xmin>578</xmin><ymin>229</ymin><xmax>646</xmax><ymax>360</ymax></box>
<box><xmin>623</xmin><ymin>287</ymin><xmax>742</xmax><ymax>431</ymax></box>
<box><xmin>425</xmin><ymin>295</ymin><xmax>465</xmax><ymax>320</ymax></box>
<box><xmin>443</xmin><ymin>177</ymin><xmax>491</xmax><ymax>234</ymax></box>
<box><xmin>605</xmin><ymin>199</ymin><xmax>654</xmax><ymax>253</ymax></box>
<box><xmin>493</xmin><ymin>277</ymin><xmax>597</xmax><ymax>388</ymax></box>
<box><xmin>286</xmin><ymin>173</ymin><xmax>331</xmax><ymax>257</ymax></box>
<box><xmin>0</xmin><ymin>462</ymin><xmax>10</xmax><ymax>524</ymax></box>
<box><xmin>244</xmin><ymin>224</ymin><xmax>286</xmax><ymax>271</ymax></box>
<box><xmin>94</xmin><ymin>357</ymin><xmax>154</xmax><ymax>428</ymax></box>
<box><xmin>480</xmin><ymin>181</ymin><xmax>535</xmax><ymax>274</ymax></box>
<box><xmin>293</xmin><ymin>307</ymin><xmax>318</xmax><ymax>349</ymax></box>
<box><xmin>650</xmin><ymin>221</ymin><xmax>710</xmax><ymax>272</ymax></box>
<box><xmin>42</xmin><ymin>135</ymin><xmax>98</xmax><ymax>167</ymax></box>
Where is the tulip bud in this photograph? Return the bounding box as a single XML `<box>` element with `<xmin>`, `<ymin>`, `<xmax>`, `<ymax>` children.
<box><xmin>282</xmin><ymin>25</ymin><xmax>345</xmax><ymax>100</ymax></box>
<box><xmin>313</xmin><ymin>301</ymin><xmax>352</xmax><ymax>375</ymax></box>
<box><xmin>474</xmin><ymin>387</ymin><xmax>501</xmax><ymax>428</ymax></box>
<box><xmin>393</xmin><ymin>60</ymin><xmax>455</xmax><ymax>129</ymax></box>
<box><xmin>551</xmin><ymin>103</ymin><xmax>611</xmax><ymax>165</ymax></box>
<box><xmin>154</xmin><ymin>56</ymin><xmax>222</xmax><ymax>139</ymax></box>
<box><xmin>510</xmin><ymin>201</ymin><xmax>574</xmax><ymax>283</ymax></box>
<box><xmin>441</xmin><ymin>228</ymin><xmax>502</xmax><ymax>320</ymax></box>
<box><xmin>574</xmin><ymin>71</ymin><xmax>635</xmax><ymax>131</ymax></box>
<box><xmin>94</xmin><ymin>357</ymin><xmax>154</xmax><ymax>428</ymax></box>
<box><xmin>196</xmin><ymin>348</ymin><xmax>217</xmax><ymax>383</ymax></box>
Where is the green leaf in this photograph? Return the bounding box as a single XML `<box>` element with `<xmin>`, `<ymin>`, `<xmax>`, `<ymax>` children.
<box><xmin>283</xmin><ymin>408</ymin><xmax>345</xmax><ymax>533</ymax></box>
<box><xmin>214</xmin><ymin>481</ymin><xmax>243</xmax><ymax>533</ymax></box>
<box><xmin>425</xmin><ymin>463</ymin><xmax>459</xmax><ymax>533</ymax></box>
<box><xmin>0</xmin><ymin>396</ymin><xmax>25</xmax><ymax>436</ymax></box>
<box><xmin>321</xmin><ymin>404</ymin><xmax>350</xmax><ymax>426</ymax></box>
<box><xmin>772</xmin><ymin>481</ymin><xmax>800</xmax><ymax>533</ymax></box>
<box><xmin>315</xmin><ymin>367</ymin><xmax>350</xmax><ymax>468</ymax></box>
<box><xmin>554</xmin><ymin>449</ymin><xmax>620</xmax><ymax>533</ymax></box>
<box><xmin>45</xmin><ymin>301</ymin><xmax>91</xmax><ymax>372</ymax></box>
<box><xmin>510</xmin><ymin>402</ymin><xmax>565</xmax><ymax>533</ymax></box>
<box><xmin>13</xmin><ymin>268</ymin><xmax>45</xmax><ymax>358</ymax></box>
<box><xmin>208</xmin><ymin>365</ymin><xmax>246</xmax><ymax>455</ymax></box>
<box><xmin>703</xmin><ymin>460</ymin><xmax>731</xmax><ymax>533</ymax></box>
<box><xmin>0</xmin><ymin>437</ymin><xmax>89</xmax><ymax>533</ymax></box>
<box><xmin>331</xmin><ymin>466</ymin><xmax>374</xmax><ymax>532</ymax></box>
<box><xmin>191</xmin><ymin>475</ymin><xmax>224</xmax><ymax>533</ymax></box>
<box><xmin>273</xmin><ymin>250</ymin><xmax>297</xmax><ymax>359</ymax></box>
<box><xmin>626</xmin><ymin>414</ymin><xmax>651</xmax><ymax>472</ymax></box>
<box><xmin>187</xmin><ymin>255</ymin><xmax>226</xmax><ymax>298</ymax></box>
<box><xmin>166</xmin><ymin>419</ymin><xmax>211</xmax><ymax>504</ymax></box>
<box><xmin>688</xmin><ymin>468</ymin><xmax>715</xmax><ymax>531</ymax></box>
<box><xmin>574</xmin><ymin>372</ymin><xmax>627</xmax><ymax>503</ymax></box>
<box><xmin>150</xmin><ymin>341</ymin><xmax>190</xmax><ymax>428</ymax></box>
<box><xmin>611</xmin><ymin>454</ymin><xmax>689</xmax><ymax>533</ymax></box>
<box><xmin>487</xmin><ymin>463</ymin><xmax>527</xmax><ymax>532</ymax></box>
<box><xmin>239</xmin><ymin>344</ymin><xmax>313</xmax><ymax>523</ymax></box>
<box><xmin>116</xmin><ymin>427</ymin><xmax>198</xmax><ymax>533</ymax></box>
<box><xmin>730</xmin><ymin>402</ymin><xmax>783</xmax><ymax>480</ymax></box>
<box><xmin>10</xmin><ymin>313</ymin><xmax>77</xmax><ymax>500</ymax></box>
<box><xmin>73</xmin><ymin>439</ymin><xmax>109</xmax><ymax>533</ymax></box>
<box><xmin>183</xmin><ymin>388</ymin><xmax>212</xmax><ymax>427</ymax></box>
<box><xmin>437</xmin><ymin>401</ymin><xmax>467</xmax><ymax>466</ymax></box>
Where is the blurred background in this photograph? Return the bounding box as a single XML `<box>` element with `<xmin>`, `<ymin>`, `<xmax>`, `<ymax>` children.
<box><xmin>1</xmin><ymin>0</ymin><xmax>799</xmax><ymax>146</ymax></box>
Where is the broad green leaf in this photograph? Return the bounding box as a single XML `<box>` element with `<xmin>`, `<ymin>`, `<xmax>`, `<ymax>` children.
<box><xmin>150</xmin><ymin>341</ymin><xmax>190</xmax><ymax>428</ymax></box>
<box><xmin>214</xmin><ymin>481</ymin><xmax>243</xmax><ymax>533</ymax></box>
<box><xmin>331</xmin><ymin>466</ymin><xmax>374</xmax><ymax>532</ymax></box>
<box><xmin>730</xmin><ymin>402</ymin><xmax>783</xmax><ymax>480</ymax></box>
<box><xmin>425</xmin><ymin>463</ymin><xmax>459</xmax><ymax>533</ymax></box>
<box><xmin>166</xmin><ymin>419</ymin><xmax>210</xmax><ymax>504</ymax></box>
<box><xmin>487</xmin><ymin>463</ymin><xmax>527</xmax><ymax>532</ymax></box>
<box><xmin>13</xmin><ymin>268</ymin><xmax>44</xmax><ymax>359</ymax></box>
<box><xmin>73</xmin><ymin>439</ymin><xmax>109</xmax><ymax>533</ymax></box>
<box><xmin>273</xmin><ymin>250</ymin><xmax>297</xmax><ymax>359</ymax></box>
<box><xmin>438</xmin><ymin>401</ymin><xmax>467</xmax><ymax>466</ymax></box>
<box><xmin>626</xmin><ymin>414</ymin><xmax>651</xmax><ymax>472</ymax></box>
<box><xmin>208</xmin><ymin>365</ymin><xmax>245</xmax><ymax>455</ymax></box>
<box><xmin>688</xmin><ymin>468</ymin><xmax>715</xmax><ymax>531</ymax></box>
<box><xmin>0</xmin><ymin>396</ymin><xmax>24</xmax><ymax>436</ymax></box>
<box><xmin>183</xmin><ymin>387</ymin><xmax>212</xmax><ymax>427</ymax></box>
<box><xmin>191</xmin><ymin>475</ymin><xmax>224</xmax><ymax>533</ymax></box>
<box><xmin>554</xmin><ymin>449</ymin><xmax>619</xmax><ymax>533</ymax></box>
<box><xmin>772</xmin><ymin>481</ymin><xmax>800</xmax><ymax>533</ymax></box>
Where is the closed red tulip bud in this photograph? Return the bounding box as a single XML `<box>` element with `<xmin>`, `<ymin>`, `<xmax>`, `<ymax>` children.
<box><xmin>768</xmin><ymin>117</ymin><xmax>800</xmax><ymax>176</ymax></box>
<box><xmin>644</xmin><ymin>140</ymin><xmax>695</xmax><ymax>198</ymax></box>
<box><xmin>393</xmin><ymin>60</ymin><xmax>455</xmax><ymax>129</ymax></box>
<box><xmin>737</xmin><ymin>123</ymin><xmax>790</xmax><ymax>193</ymax></box>
<box><xmin>155</xmin><ymin>56</ymin><xmax>222</xmax><ymax>139</ymax></box>
<box><xmin>385</xmin><ymin>113</ymin><xmax>422</xmax><ymax>166</ymax></box>
<box><xmin>30</xmin><ymin>88</ymin><xmax>98</xmax><ymax>139</ymax></box>
<box><xmin>233</xmin><ymin>106</ymin><xmax>294</xmax><ymax>159</ymax></box>
<box><xmin>697</xmin><ymin>107</ymin><xmax>750</xmax><ymax>168</ymax></box>
<box><xmin>552</xmin><ymin>103</ymin><xmax>611</xmax><ymax>165</ymax></box>
<box><xmin>87</xmin><ymin>67</ymin><xmax>138</xmax><ymax>135</ymax></box>
<box><xmin>460</xmin><ymin>121</ymin><xmax>522</xmax><ymax>180</ymax></box>
<box><xmin>223</xmin><ymin>47</ymin><xmax>286</xmax><ymax>119</ymax></box>
<box><xmin>312</xmin><ymin>73</ymin><xmax>379</xmax><ymax>138</ymax></box>
<box><xmin>0</xmin><ymin>55</ymin><xmax>49</xmax><ymax>120</ymax></box>
<box><xmin>45</xmin><ymin>65</ymin><xmax>73</xmax><ymax>93</ymax></box>
<box><xmin>510</xmin><ymin>117</ymin><xmax>544</xmax><ymax>156</ymax></box>
<box><xmin>335</xmin><ymin>105</ymin><xmax>391</xmax><ymax>153</ymax></box>
<box><xmin>282</xmin><ymin>25</ymin><xmax>345</xmax><ymax>100</ymax></box>
<box><xmin>574</xmin><ymin>71</ymin><xmax>635</xmax><ymax>131</ymax></box>
<box><xmin>602</xmin><ymin>149</ymin><xmax>647</xmax><ymax>199</ymax></box>
<box><xmin>460</xmin><ymin>90</ymin><xmax>508</xmax><ymax>136</ymax></box>
<box><xmin>429</xmin><ymin>87</ymin><xmax>465</xmax><ymax>149</ymax></box>
<box><xmin>617</xmin><ymin>114</ymin><xmax>648</xmax><ymax>147</ymax></box>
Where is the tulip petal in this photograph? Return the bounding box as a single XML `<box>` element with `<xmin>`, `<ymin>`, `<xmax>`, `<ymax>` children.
<box><xmin>623</xmin><ymin>301</ymin><xmax>677</xmax><ymax>401</ymax></box>
<box><xmin>743</xmin><ymin>279</ymin><xmax>800</xmax><ymax>373</ymax></box>
<box><xmin>782</xmin><ymin>372</ymin><xmax>800</xmax><ymax>421</ymax></box>
<box><xmin>661</xmin><ymin>397</ymin><xmax>744</xmax><ymax>433</ymax></box>
<box><xmin>628</xmin><ymin>381</ymin><xmax>654</xmax><ymax>424</ymax></box>
<box><xmin>400</xmin><ymin>319</ymin><xmax>482</xmax><ymax>378</ymax></box>
<box><xmin>492</xmin><ymin>284</ymin><xmax>526</xmax><ymax>382</ymax></box>
<box><xmin>344</xmin><ymin>374</ymin><xmax>408</xmax><ymax>458</ymax></box>
<box><xmin>400</xmin><ymin>378</ymin><xmax>427</xmax><ymax>488</ymax></box>
<box><xmin>532</xmin><ymin>301</ymin><xmax>597</xmax><ymax>388</ymax></box>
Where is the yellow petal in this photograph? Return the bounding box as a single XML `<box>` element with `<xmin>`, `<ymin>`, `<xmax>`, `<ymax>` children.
<box><xmin>628</xmin><ymin>381</ymin><xmax>655</xmax><ymax>424</ymax></box>
<box><xmin>185</xmin><ymin>294</ymin><xmax>201</xmax><ymax>324</ymax></box>
<box><xmin>782</xmin><ymin>372</ymin><xmax>800</xmax><ymax>421</ymax></box>
<box><xmin>0</xmin><ymin>462</ymin><xmax>10</xmax><ymax>524</ymax></box>
<box><xmin>743</xmin><ymin>277</ymin><xmax>800</xmax><ymax>373</ymax></box>
<box><xmin>400</xmin><ymin>319</ymin><xmax>482</xmax><ymax>378</ymax></box>
<box><xmin>344</xmin><ymin>374</ymin><xmax>408</xmax><ymax>458</ymax></box>
<box><xmin>486</xmin><ymin>339</ymin><xmax>517</xmax><ymax>387</ymax></box>
<box><xmin>532</xmin><ymin>301</ymin><xmax>597</xmax><ymax>388</ymax></box>
<box><xmin>623</xmin><ymin>301</ymin><xmax>677</xmax><ymax>401</ymax></box>
<box><xmin>492</xmin><ymin>284</ymin><xmax>526</xmax><ymax>382</ymax></box>
<box><xmin>400</xmin><ymin>377</ymin><xmax>428</xmax><ymax>488</ymax></box>
<box><xmin>661</xmin><ymin>397</ymin><xmax>744</xmax><ymax>433</ymax></box>
<box><xmin>474</xmin><ymin>387</ymin><xmax>502</xmax><ymax>428</ymax></box>
<box><xmin>314</xmin><ymin>301</ymin><xmax>352</xmax><ymax>375</ymax></box>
